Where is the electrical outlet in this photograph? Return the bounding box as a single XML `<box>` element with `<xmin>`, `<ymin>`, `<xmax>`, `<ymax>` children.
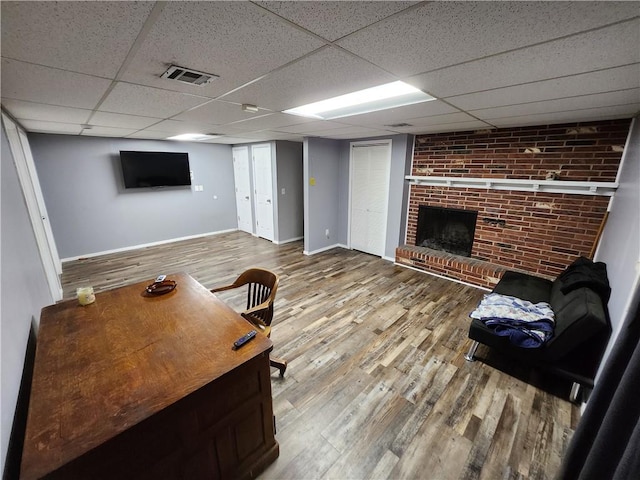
<box><xmin>325</xmin><ymin>229</ymin><xmax>330</xmax><ymax>238</ymax></box>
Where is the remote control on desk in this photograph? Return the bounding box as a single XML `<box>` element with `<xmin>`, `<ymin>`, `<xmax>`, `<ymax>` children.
<box><xmin>233</xmin><ymin>330</ymin><xmax>257</xmax><ymax>350</ymax></box>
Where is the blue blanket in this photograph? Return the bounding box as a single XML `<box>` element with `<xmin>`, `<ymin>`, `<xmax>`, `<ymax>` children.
<box><xmin>470</xmin><ymin>293</ymin><xmax>555</xmax><ymax>348</ymax></box>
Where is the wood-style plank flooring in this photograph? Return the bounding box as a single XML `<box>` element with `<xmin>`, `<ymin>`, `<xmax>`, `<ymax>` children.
<box><xmin>61</xmin><ymin>231</ymin><xmax>579</xmax><ymax>479</ymax></box>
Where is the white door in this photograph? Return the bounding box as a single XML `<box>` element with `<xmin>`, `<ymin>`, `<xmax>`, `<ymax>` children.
<box><xmin>252</xmin><ymin>144</ymin><xmax>275</xmax><ymax>241</ymax></box>
<box><xmin>349</xmin><ymin>141</ymin><xmax>391</xmax><ymax>257</ymax></box>
<box><xmin>2</xmin><ymin>113</ymin><xmax>63</xmax><ymax>300</ymax></box>
<box><xmin>232</xmin><ymin>146</ymin><xmax>254</xmax><ymax>234</ymax></box>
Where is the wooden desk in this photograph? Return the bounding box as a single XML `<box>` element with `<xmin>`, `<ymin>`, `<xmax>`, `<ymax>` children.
<box><xmin>21</xmin><ymin>273</ymin><xmax>278</xmax><ymax>479</ymax></box>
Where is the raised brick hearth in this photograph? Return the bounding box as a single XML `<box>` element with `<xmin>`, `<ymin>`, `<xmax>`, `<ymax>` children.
<box><xmin>397</xmin><ymin>119</ymin><xmax>631</xmax><ymax>289</ymax></box>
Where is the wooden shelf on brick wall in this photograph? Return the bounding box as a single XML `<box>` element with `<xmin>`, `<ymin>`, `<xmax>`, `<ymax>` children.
<box><xmin>405</xmin><ymin>175</ymin><xmax>618</xmax><ymax>196</ymax></box>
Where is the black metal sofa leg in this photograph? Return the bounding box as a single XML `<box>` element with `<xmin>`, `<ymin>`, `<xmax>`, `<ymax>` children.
<box><xmin>569</xmin><ymin>382</ymin><xmax>582</xmax><ymax>403</ymax></box>
<box><xmin>465</xmin><ymin>341</ymin><xmax>480</xmax><ymax>362</ymax></box>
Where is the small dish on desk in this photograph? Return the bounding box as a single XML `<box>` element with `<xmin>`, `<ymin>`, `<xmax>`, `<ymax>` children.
<box><xmin>145</xmin><ymin>279</ymin><xmax>177</xmax><ymax>295</ymax></box>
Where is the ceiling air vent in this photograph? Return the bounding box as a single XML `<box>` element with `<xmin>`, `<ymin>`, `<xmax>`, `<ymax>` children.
<box><xmin>161</xmin><ymin>65</ymin><xmax>218</xmax><ymax>86</ymax></box>
<box><xmin>385</xmin><ymin>122</ymin><xmax>413</xmax><ymax>128</ymax></box>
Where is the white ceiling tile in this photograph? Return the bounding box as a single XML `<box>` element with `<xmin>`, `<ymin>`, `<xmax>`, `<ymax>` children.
<box><xmin>489</xmin><ymin>105</ymin><xmax>640</xmax><ymax>128</ymax></box>
<box><xmin>173</xmin><ymin>100</ymin><xmax>270</xmax><ymax>125</ymax></box>
<box><xmin>19</xmin><ymin>120</ymin><xmax>82</xmax><ymax>135</ymax></box>
<box><xmin>409</xmin><ymin>20</ymin><xmax>640</xmax><ymax>98</ymax></box>
<box><xmin>1</xmin><ymin>99</ymin><xmax>91</xmax><ymax>124</ymax></box>
<box><xmin>232</xmin><ymin>130</ymin><xmax>305</xmax><ymax>142</ymax></box>
<box><xmin>471</xmin><ymin>89</ymin><xmax>640</xmax><ymax>120</ymax></box>
<box><xmin>256</xmin><ymin>1</ymin><xmax>418</xmax><ymax>41</ymax></box>
<box><xmin>337</xmin><ymin>2</ymin><xmax>638</xmax><ymax>77</ymax></box>
<box><xmin>323</xmin><ymin>128</ymin><xmax>397</xmax><ymax>140</ymax></box>
<box><xmin>149</xmin><ymin>119</ymin><xmax>226</xmax><ymax>135</ymax></box>
<box><xmin>98</xmin><ymin>83</ymin><xmax>209</xmax><ymax>118</ymax></box>
<box><xmin>1</xmin><ymin>59</ymin><xmax>112</xmax><ymax>109</ymax></box>
<box><xmin>89</xmin><ymin>112</ymin><xmax>163</xmax><ymax>130</ymax></box>
<box><xmin>205</xmin><ymin>136</ymin><xmax>267</xmax><ymax>145</ymax></box>
<box><xmin>126</xmin><ymin>130</ymin><xmax>175</xmax><ymax>140</ymax></box>
<box><xmin>406</xmin><ymin>121</ymin><xmax>498</xmax><ymax>135</ymax></box>
<box><xmin>1</xmin><ymin>2</ymin><xmax>154</xmax><ymax>78</ymax></box>
<box><xmin>446</xmin><ymin>64</ymin><xmax>640</xmax><ymax>111</ymax></box>
<box><xmin>227</xmin><ymin>113</ymin><xmax>318</xmax><ymax>131</ymax></box>
<box><xmin>119</xmin><ymin>1</ymin><xmax>324</xmax><ymax>97</ymax></box>
<box><xmin>276</xmin><ymin>120</ymin><xmax>354</xmax><ymax>134</ymax></box>
<box><xmin>335</xmin><ymin>100</ymin><xmax>459</xmax><ymax>128</ymax></box>
<box><xmin>221</xmin><ymin>46</ymin><xmax>395</xmax><ymax>111</ymax></box>
<box><xmin>395</xmin><ymin>112</ymin><xmax>488</xmax><ymax>129</ymax></box>
<box><xmin>81</xmin><ymin>126</ymin><xmax>139</xmax><ymax>137</ymax></box>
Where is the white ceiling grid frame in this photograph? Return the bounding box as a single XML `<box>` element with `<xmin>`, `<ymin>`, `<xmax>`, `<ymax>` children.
<box><xmin>0</xmin><ymin>1</ymin><xmax>638</xmax><ymax>141</ymax></box>
<box><xmin>220</xmin><ymin>46</ymin><xmax>397</xmax><ymax>111</ymax></box>
<box><xmin>118</xmin><ymin>1</ymin><xmax>326</xmax><ymax>98</ymax></box>
<box><xmin>446</xmin><ymin>64</ymin><xmax>640</xmax><ymax>111</ymax></box>
<box><xmin>408</xmin><ymin>19</ymin><xmax>640</xmax><ymax>99</ymax></box>
<box><xmin>0</xmin><ymin>1</ymin><xmax>156</xmax><ymax>78</ymax></box>
<box><xmin>335</xmin><ymin>1</ymin><xmax>640</xmax><ymax>77</ymax></box>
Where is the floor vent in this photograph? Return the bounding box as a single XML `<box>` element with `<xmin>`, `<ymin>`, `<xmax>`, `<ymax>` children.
<box><xmin>161</xmin><ymin>65</ymin><xmax>218</xmax><ymax>86</ymax></box>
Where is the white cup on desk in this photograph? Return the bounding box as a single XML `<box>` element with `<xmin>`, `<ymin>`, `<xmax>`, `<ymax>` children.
<box><xmin>77</xmin><ymin>287</ymin><xmax>95</xmax><ymax>306</ymax></box>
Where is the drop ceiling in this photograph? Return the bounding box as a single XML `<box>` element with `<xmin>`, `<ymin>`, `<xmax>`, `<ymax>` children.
<box><xmin>1</xmin><ymin>1</ymin><xmax>639</xmax><ymax>144</ymax></box>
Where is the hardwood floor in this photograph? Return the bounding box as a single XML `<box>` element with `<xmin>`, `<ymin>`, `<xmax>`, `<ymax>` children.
<box><xmin>61</xmin><ymin>231</ymin><xmax>578</xmax><ymax>479</ymax></box>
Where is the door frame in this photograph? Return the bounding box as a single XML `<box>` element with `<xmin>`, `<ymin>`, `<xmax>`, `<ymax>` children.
<box><xmin>2</xmin><ymin>112</ymin><xmax>63</xmax><ymax>300</ymax></box>
<box><xmin>232</xmin><ymin>146</ymin><xmax>254</xmax><ymax>234</ymax></box>
<box><xmin>251</xmin><ymin>143</ymin><xmax>275</xmax><ymax>241</ymax></box>
<box><xmin>347</xmin><ymin>139</ymin><xmax>392</xmax><ymax>257</ymax></box>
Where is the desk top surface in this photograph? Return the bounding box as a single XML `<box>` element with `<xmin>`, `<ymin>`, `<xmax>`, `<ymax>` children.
<box><xmin>21</xmin><ymin>272</ymin><xmax>272</xmax><ymax>479</ymax></box>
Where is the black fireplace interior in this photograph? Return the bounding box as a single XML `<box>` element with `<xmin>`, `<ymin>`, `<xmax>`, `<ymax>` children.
<box><xmin>416</xmin><ymin>205</ymin><xmax>478</xmax><ymax>257</ymax></box>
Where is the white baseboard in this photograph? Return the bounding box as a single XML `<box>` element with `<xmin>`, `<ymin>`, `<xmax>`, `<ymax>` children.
<box><xmin>273</xmin><ymin>236</ymin><xmax>304</xmax><ymax>245</ymax></box>
<box><xmin>61</xmin><ymin>229</ymin><xmax>238</xmax><ymax>262</ymax></box>
<box><xmin>303</xmin><ymin>243</ymin><xmax>347</xmax><ymax>255</ymax></box>
<box><xmin>395</xmin><ymin>262</ymin><xmax>491</xmax><ymax>292</ymax></box>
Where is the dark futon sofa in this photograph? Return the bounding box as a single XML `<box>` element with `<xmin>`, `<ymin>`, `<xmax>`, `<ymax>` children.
<box><xmin>465</xmin><ymin>257</ymin><xmax>611</xmax><ymax>402</ymax></box>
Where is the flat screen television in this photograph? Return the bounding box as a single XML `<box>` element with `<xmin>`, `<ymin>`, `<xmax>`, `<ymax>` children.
<box><xmin>120</xmin><ymin>151</ymin><xmax>191</xmax><ymax>188</ymax></box>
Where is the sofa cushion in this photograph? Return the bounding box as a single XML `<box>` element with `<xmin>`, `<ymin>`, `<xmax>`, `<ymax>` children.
<box><xmin>492</xmin><ymin>271</ymin><xmax>553</xmax><ymax>304</ymax></box>
<box><xmin>544</xmin><ymin>282</ymin><xmax>608</xmax><ymax>361</ymax></box>
<box><xmin>556</xmin><ymin>256</ymin><xmax>611</xmax><ymax>302</ymax></box>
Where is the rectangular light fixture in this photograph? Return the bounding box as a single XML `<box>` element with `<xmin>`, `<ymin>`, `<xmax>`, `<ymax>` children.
<box><xmin>283</xmin><ymin>81</ymin><xmax>435</xmax><ymax>120</ymax></box>
<box><xmin>167</xmin><ymin>133</ymin><xmax>221</xmax><ymax>141</ymax></box>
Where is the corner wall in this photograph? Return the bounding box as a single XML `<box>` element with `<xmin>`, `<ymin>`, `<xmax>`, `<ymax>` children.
<box><xmin>595</xmin><ymin>117</ymin><xmax>640</xmax><ymax>363</ymax></box>
<box><xmin>1</xmin><ymin>123</ymin><xmax>52</xmax><ymax>475</ymax></box>
<box><xmin>29</xmin><ymin>134</ymin><xmax>238</xmax><ymax>259</ymax></box>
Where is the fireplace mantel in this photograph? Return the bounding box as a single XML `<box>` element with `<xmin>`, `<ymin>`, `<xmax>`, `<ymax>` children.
<box><xmin>406</xmin><ymin>175</ymin><xmax>618</xmax><ymax>196</ymax></box>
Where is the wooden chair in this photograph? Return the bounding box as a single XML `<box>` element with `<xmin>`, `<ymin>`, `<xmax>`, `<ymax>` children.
<box><xmin>211</xmin><ymin>268</ymin><xmax>287</xmax><ymax>376</ymax></box>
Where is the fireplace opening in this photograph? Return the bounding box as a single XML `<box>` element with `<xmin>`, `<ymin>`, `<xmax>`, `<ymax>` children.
<box><xmin>416</xmin><ymin>206</ymin><xmax>478</xmax><ymax>257</ymax></box>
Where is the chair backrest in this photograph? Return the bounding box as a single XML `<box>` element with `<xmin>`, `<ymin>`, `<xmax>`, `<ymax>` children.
<box><xmin>235</xmin><ymin>268</ymin><xmax>279</xmax><ymax>327</ymax></box>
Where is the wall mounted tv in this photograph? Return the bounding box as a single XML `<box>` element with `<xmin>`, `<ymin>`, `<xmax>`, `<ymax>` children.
<box><xmin>120</xmin><ymin>151</ymin><xmax>191</xmax><ymax>188</ymax></box>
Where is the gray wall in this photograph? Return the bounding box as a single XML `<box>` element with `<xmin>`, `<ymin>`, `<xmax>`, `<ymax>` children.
<box><xmin>304</xmin><ymin>137</ymin><xmax>342</xmax><ymax>253</ymax></box>
<box><xmin>386</xmin><ymin>134</ymin><xmax>413</xmax><ymax>259</ymax></box>
<box><xmin>304</xmin><ymin>134</ymin><xmax>413</xmax><ymax>257</ymax></box>
<box><xmin>275</xmin><ymin>141</ymin><xmax>303</xmax><ymax>242</ymax></box>
<box><xmin>595</xmin><ymin>116</ymin><xmax>640</xmax><ymax>368</ymax></box>
<box><xmin>29</xmin><ymin>134</ymin><xmax>237</xmax><ymax>259</ymax></box>
<box><xmin>1</xmin><ymin>124</ymin><xmax>53</xmax><ymax>474</ymax></box>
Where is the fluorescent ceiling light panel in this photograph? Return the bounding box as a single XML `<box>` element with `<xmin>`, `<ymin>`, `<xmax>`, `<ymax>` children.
<box><xmin>283</xmin><ymin>81</ymin><xmax>435</xmax><ymax>120</ymax></box>
<box><xmin>167</xmin><ymin>133</ymin><xmax>220</xmax><ymax>141</ymax></box>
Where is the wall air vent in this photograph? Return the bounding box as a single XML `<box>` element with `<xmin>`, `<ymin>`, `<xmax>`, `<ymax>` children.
<box><xmin>161</xmin><ymin>65</ymin><xmax>218</xmax><ymax>86</ymax></box>
<box><xmin>385</xmin><ymin>123</ymin><xmax>413</xmax><ymax>128</ymax></box>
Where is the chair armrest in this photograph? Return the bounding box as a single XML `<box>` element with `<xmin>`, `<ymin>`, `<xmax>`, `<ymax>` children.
<box><xmin>210</xmin><ymin>284</ymin><xmax>239</xmax><ymax>293</ymax></box>
<box><xmin>242</xmin><ymin>301</ymin><xmax>271</xmax><ymax>327</ymax></box>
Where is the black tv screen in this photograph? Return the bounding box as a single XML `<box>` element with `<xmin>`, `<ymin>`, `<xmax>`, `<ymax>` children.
<box><xmin>120</xmin><ymin>151</ymin><xmax>191</xmax><ymax>188</ymax></box>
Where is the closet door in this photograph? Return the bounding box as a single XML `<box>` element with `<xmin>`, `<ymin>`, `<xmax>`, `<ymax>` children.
<box><xmin>232</xmin><ymin>147</ymin><xmax>254</xmax><ymax>234</ymax></box>
<box><xmin>252</xmin><ymin>144</ymin><xmax>275</xmax><ymax>241</ymax></box>
<box><xmin>349</xmin><ymin>141</ymin><xmax>391</xmax><ymax>257</ymax></box>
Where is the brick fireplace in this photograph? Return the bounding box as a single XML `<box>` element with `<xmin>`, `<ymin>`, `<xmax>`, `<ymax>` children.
<box><xmin>396</xmin><ymin>119</ymin><xmax>631</xmax><ymax>289</ymax></box>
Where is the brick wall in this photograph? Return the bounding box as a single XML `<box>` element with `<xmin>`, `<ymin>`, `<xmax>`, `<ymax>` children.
<box><xmin>399</xmin><ymin>119</ymin><xmax>631</xmax><ymax>288</ymax></box>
